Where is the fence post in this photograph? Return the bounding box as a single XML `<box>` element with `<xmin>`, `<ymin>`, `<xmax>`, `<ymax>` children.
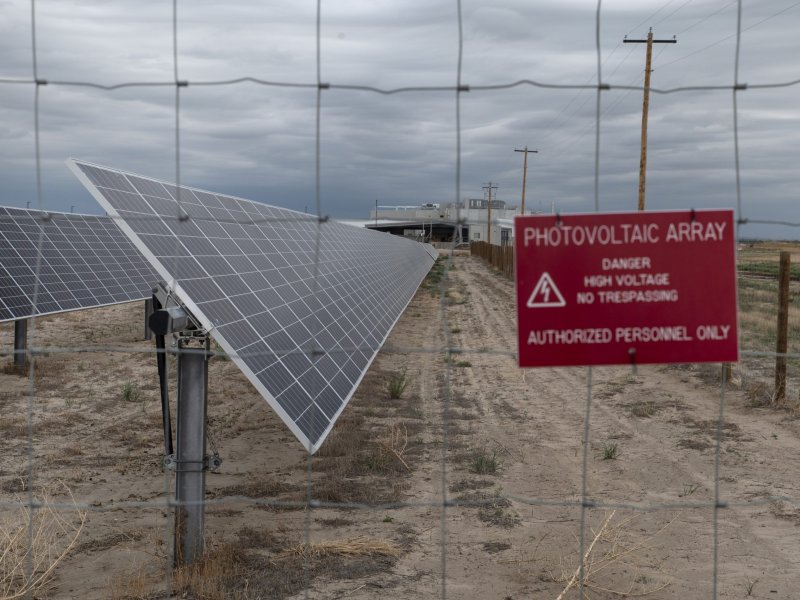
<box><xmin>775</xmin><ymin>251</ymin><xmax>790</xmax><ymax>404</ymax></box>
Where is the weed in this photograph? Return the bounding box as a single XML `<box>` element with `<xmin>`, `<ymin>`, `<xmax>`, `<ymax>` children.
<box><xmin>629</xmin><ymin>401</ymin><xmax>657</xmax><ymax>418</ymax></box>
<box><xmin>451</xmin><ymin>327</ymin><xmax>462</xmax><ymax>334</ymax></box>
<box><xmin>444</xmin><ymin>356</ymin><xmax>471</xmax><ymax>368</ymax></box>
<box><xmin>744</xmin><ymin>380</ymin><xmax>773</xmax><ymax>407</ymax></box>
<box><xmin>382</xmin><ymin>516</ymin><xmax>393</xmax><ymax>523</ymax></box>
<box><xmin>122</xmin><ymin>381</ymin><xmax>142</xmax><ymax>403</ymax></box>
<box><xmin>470</xmin><ymin>448</ymin><xmax>500</xmax><ymax>475</ymax></box>
<box><xmin>364</xmin><ymin>451</ymin><xmax>392</xmax><ymax>473</ymax></box>
<box><xmin>601</xmin><ymin>442</ymin><xmax>619</xmax><ymax>460</ymax></box>
<box><xmin>386</xmin><ymin>369</ymin><xmax>409</xmax><ymax>399</ymax></box>
<box><xmin>744</xmin><ymin>577</ymin><xmax>757</xmax><ymax>596</ymax></box>
<box><xmin>423</xmin><ymin>257</ymin><xmax>447</xmax><ymax>293</ymax></box>
<box><xmin>457</xmin><ymin>489</ymin><xmax>519</xmax><ymax>528</ymax></box>
<box><xmin>680</xmin><ymin>483</ymin><xmax>699</xmax><ymax>497</ymax></box>
<box><xmin>482</xmin><ymin>541</ymin><xmax>511</xmax><ymax>553</ymax></box>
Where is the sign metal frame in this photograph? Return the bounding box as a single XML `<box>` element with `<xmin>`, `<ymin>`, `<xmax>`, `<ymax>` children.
<box><xmin>514</xmin><ymin>209</ymin><xmax>739</xmax><ymax>368</ymax></box>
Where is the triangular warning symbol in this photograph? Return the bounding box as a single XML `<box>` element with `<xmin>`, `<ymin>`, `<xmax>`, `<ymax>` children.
<box><xmin>527</xmin><ymin>272</ymin><xmax>566</xmax><ymax>308</ymax></box>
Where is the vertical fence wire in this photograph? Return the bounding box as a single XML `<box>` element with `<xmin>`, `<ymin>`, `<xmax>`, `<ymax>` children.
<box><xmin>24</xmin><ymin>0</ymin><xmax>44</xmax><ymax>596</ymax></box>
<box><xmin>6</xmin><ymin>0</ymin><xmax>800</xmax><ymax>598</ymax></box>
<box><xmin>577</xmin><ymin>3</ymin><xmax>604</xmax><ymax>594</ymax></box>
<box><xmin>301</xmin><ymin>0</ymin><xmax>326</xmax><ymax>595</ymax></box>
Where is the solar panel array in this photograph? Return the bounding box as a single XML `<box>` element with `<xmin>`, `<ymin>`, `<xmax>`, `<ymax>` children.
<box><xmin>69</xmin><ymin>159</ymin><xmax>437</xmax><ymax>453</ymax></box>
<box><xmin>0</xmin><ymin>206</ymin><xmax>159</xmax><ymax>322</ymax></box>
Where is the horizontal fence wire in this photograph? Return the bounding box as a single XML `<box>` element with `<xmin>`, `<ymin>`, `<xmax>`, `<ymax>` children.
<box><xmin>2</xmin><ymin>0</ymin><xmax>800</xmax><ymax>598</ymax></box>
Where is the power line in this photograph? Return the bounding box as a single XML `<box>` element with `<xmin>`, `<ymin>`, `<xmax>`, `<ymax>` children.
<box><xmin>539</xmin><ymin>0</ymin><xmax>693</xmax><ymax>149</ymax></box>
<box><xmin>659</xmin><ymin>0</ymin><xmax>800</xmax><ymax>70</ymax></box>
<box><xmin>676</xmin><ymin>0</ymin><xmax>737</xmax><ymax>36</ymax></box>
<box><xmin>652</xmin><ymin>0</ymin><xmax>695</xmax><ymax>29</ymax></box>
<box><xmin>538</xmin><ymin>45</ymin><xmax>638</xmax><ymax>148</ymax></box>
<box><xmin>548</xmin><ymin>44</ymin><xmax>671</xmax><ymax>161</ymax></box>
<box><xmin>625</xmin><ymin>0</ymin><xmax>680</xmax><ymax>37</ymax></box>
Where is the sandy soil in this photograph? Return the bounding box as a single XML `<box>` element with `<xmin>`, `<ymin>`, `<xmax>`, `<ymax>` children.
<box><xmin>1</xmin><ymin>252</ymin><xmax>799</xmax><ymax>599</ymax></box>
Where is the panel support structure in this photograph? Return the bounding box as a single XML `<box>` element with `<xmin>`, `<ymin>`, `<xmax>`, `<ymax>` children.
<box><xmin>13</xmin><ymin>319</ymin><xmax>28</xmax><ymax>370</ymax></box>
<box><xmin>174</xmin><ymin>337</ymin><xmax>209</xmax><ymax>566</ymax></box>
<box><xmin>144</xmin><ymin>298</ymin><xmax>154</xmax><ymax>341</ymax></box>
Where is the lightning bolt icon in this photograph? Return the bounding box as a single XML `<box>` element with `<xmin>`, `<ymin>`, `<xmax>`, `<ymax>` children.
<box><xmin>527</xmin><ymin>272</ymin><xmax>566</xmax><ymax>308</ymax></box>
<box><xmin>540</xmin><ymin>280</ymin><xmax>551</xmax><ymax>303</ymax></box>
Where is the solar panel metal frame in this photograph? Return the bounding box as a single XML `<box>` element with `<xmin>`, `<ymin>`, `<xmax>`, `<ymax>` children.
<box><xmin>0</xmin><ymin>206</ymin><xmax>159</xmax><ymax>323</ymax></box>
<box><xmin>68</xmin><ymin>159</ymin><xmax>436</xmax><ymax>453</ymax></box>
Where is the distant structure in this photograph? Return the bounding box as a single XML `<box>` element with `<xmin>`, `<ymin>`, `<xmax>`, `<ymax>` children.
<box><xmin>368</xmin><ymin>198</ymin><xmax>520</xmax><ymax>247</ymax></box>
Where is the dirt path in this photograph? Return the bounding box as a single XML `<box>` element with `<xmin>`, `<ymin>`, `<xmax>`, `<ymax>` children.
<box><xmin>2</xmin><ymin>253</ymin><xmax>800</xmax><ymax>599</ymax></box>
<box><xmin>286</xmin><ymin>254</ymin><xmax>800</xmax><ymax>599</ymax></box>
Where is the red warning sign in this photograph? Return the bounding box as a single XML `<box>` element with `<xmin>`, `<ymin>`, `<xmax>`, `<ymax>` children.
<box><xmin>514</xmin><ymin>209</ymin><xmax>739</xmax><ymax>367</ymax></box>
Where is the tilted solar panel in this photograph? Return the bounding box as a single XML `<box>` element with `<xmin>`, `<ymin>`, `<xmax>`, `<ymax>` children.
<box><xmin>69</xmin><ymin>160</ymin><xmax>436</xmax><ymax>453</ymax></box>
<box><xmin>0</xmin><ymin>206</ymin><xmax>159</xmax><ymax>322</ymax></box>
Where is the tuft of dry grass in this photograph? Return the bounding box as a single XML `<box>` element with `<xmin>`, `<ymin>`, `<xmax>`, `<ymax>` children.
<box><xmin>171</xmin><ymin>543</ymin><xmax>250</xmax><ymax>599</ymax></box>
<box><xmin>278</xmin><ymin>536</ymin><xmax>401</xmax><ymax>560</ymax></box>
<box><xmin>110</xmin><ymin>543</ymin><xmax>252</xmax><ymax>600</ymax></box>
<box><xmin>552</xmin><ymin>511</ymin><xmax>674</xmax><ymax>599</ymax></box>
<box><xmin>0</xmin><ymin>483</ymin><xmax>87</xmax><ymax>599</ymax></box>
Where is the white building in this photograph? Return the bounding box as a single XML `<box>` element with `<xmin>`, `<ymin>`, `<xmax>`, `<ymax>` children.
<box><xmin>368</xmin><ymin>199</ymin><xmax>521</xmax><ymax>246</ymax></box>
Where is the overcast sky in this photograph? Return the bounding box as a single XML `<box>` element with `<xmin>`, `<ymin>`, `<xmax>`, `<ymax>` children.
<box><xmin>1</xmin><ymin>0</ymin><xmax>798</xmax><ymax>239</ymax></box>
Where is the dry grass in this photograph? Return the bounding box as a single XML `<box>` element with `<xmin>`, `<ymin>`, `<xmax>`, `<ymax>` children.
<box><xmin>552</xmin><ymin>511</ymin><xmax>673</xmax><ymax>599</ymax></box>
<box><xmin>0</xmin><ymin>416</ymin><xmax>27</xmax><ymax>439</ymax></box>
<box><xmin>279</xmin><ymin>536</ymin><xmax>401</xmax><ymax>560</ymax></box>
<box><xmin>110</xmin><ymin>542</ymin><xmax>252</xmax><ymax>600</ymax></box>
<box><xmin>109</xmin><ymin>532</ymin><xmax>403</xmax><ymax>600</ymax></box>
<box><xmin>0</xmin><ymin>483</ymin><xmax>87</xmax><ymax>599</ymax></box>
<box><xmin>370</xmin><ymin>422</ymin><xmax>411</xmax><ymax>473</ymax></box>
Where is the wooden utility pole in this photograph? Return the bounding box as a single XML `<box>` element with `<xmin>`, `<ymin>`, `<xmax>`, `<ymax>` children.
<box><xmin>624</xmin><ymin>29</ymin><xmax>676</xmax><ymax>211</ymax></box>
<box><xmin>483</xmin><ymin>182</ymin><xmax>498</xmax><ymax>246</ymax></box>
<box><xmin>514</xmin><ymin>147</ymin><xmax>538</xmax><ymax>215</ymax></box>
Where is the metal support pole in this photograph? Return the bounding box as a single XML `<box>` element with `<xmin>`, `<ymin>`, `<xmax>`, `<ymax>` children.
<box><xmin>144</xmin><ymin>298</ymin><xmax>154</xmax><ymax>341</ymax></box>
<box><xmin>174</xmin><ymin>337</ymin><xmax>209</xmax><ymax>566</ymax></box>
<box><xmin>13</xmin><ymin>318</ymin><xmax>28</xmax><ymax>370</ymax></box>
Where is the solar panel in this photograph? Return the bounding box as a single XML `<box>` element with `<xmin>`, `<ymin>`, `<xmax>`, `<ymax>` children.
<box><xmin>0</xmin><ymin>206</ymin><xmax>159</xmax><ymax>322</ymax></box>
<box><xmin>69</xmin><ymin>159</ymin><xmax>437</xmax><ymax>453</ymax></box>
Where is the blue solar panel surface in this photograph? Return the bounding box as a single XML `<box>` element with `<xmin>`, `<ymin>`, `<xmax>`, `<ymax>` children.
<box><xmin>70</xmin><ymin>160</ymin><xmax>436</xmax><ymax>452</ymax></box>
<box><xmin>0</xmin><ymin>206</ymin><xmax>158</xmax><ymax>322</ymax></box>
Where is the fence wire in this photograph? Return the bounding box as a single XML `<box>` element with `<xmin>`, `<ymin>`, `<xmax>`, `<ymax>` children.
<box><xmin>3</xmin><ymin>0</ymin><xmax>800</xmax><ymax>598</ymax></box>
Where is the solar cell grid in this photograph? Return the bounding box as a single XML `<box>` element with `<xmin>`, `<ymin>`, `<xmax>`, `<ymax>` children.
<box><xmin>70</xmin><ymin>159</ymin><xmax>436</xmax><ymax>452</ymax></box>
<box><xmin>0</xmin><ymin>206</ymin><xmax>159</xmax><ymax>322</ymax></box>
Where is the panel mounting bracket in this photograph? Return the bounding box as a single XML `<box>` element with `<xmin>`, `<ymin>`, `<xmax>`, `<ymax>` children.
<box><xmin>163</xmin><ymin>452</ymin><xmax>223</xmax><ymax>472</ymax></box>
<box><xmin>149</xmin><ymin>281</ymin><xmax>206</xmax><ymax>338</ymax></box>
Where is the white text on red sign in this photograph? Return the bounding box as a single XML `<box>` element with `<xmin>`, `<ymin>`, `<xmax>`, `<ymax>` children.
<box><xmin>522</xmin><ymin>220</ymin><xmax>727</xmax><ymax>248</ymax></box>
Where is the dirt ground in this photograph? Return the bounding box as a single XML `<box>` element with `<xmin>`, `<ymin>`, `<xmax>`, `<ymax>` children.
<box><xmin>2</xmin><ymin>252</ymin><xmax>800</xmax><ymax>599</ymax></box>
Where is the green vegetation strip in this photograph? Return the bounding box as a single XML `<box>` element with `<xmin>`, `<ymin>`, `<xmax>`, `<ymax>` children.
<box><xmin>738</xmin><ymin>262</ymin><xmax>800</xmax><ymax>280</ymax></box>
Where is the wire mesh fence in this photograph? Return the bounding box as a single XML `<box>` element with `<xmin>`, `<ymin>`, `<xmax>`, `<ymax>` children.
<box><xmin>3</xmin><ymin>0</ymin><xmax>800</xmax><ymax>598</ymax></box>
